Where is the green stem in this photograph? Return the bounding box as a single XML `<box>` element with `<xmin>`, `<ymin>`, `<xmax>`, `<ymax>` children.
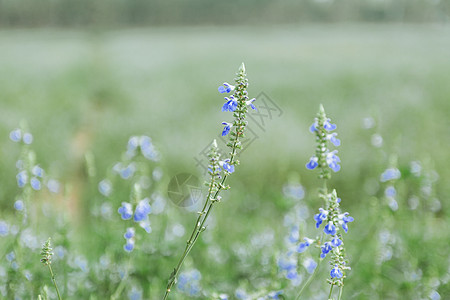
<box><xmin>295</xmin><ymin>258</ymin><xmax>322</xmax><ymax>300</ymax></box>
<box><xmin>328</xmin><ymin>285</ymin><xmax>334</xmax><ymax>300</ymax></box>
<box><xmin>47</xmin><ymin>264</ymin><xmax>62</xmax><ymax>300</ymax></box>
<box><xmin>338</xmin><ymin>286</ymin><xmax>343</xmax><ymax>300</ymax></box>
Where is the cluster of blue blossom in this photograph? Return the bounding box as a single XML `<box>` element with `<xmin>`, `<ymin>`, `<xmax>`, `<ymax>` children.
<box><xmin>98</xmin><ymin>136</ymin><xmax>162</xmax><ymax>252</ymax></box>
<box><xmin>117</xmin><ymin>189</ymin><xmax>152</xmax><ymax>252</ymax></box>
<box><xmin>126</xmin><ymin>135</ymin><xmax>160</xmax><ymax>161</ymax></box>
<box><xmin>10</xmin><ymin>128</ymin><xmax>60</xmax><ymax>213</ymax></box>
<box><xmin>296</xmin><ymin>191</ymin><xmax>353</xmax><ymax>280</ymax></box>
<box><xmin>219</xmin><ymin>81</ymin><xmax>256</xmax><ymax>138</ymax></box>
<box><xmin>177</xmin><ymin>269</ymin><xmax>202</xmax><ymax>297</ymax></box>
<box><xmin>380</xmin><ymin>167</ymin><xmax>401</xmax><ymax>211</ymax></box>
<box><xmin>306</xmin><ymin>117</ymin><xmax>341</xmax><ymax>173</ymax></box>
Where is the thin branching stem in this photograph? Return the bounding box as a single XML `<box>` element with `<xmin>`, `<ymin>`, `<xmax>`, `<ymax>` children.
<box><xmin>47</xmin><ymin>264</ymin><xmax>62</xmax><ymax>300</ymax></box>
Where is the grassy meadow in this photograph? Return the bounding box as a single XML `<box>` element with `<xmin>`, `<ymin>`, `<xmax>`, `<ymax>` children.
<box><xmin>0</xmin><ymin>24</ymin><xmax>449</xmax><ymax>299</ymax></box>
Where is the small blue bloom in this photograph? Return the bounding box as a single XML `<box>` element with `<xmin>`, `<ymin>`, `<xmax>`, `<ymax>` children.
<box><xmin>331</xmin><ymin>237</ymin><xmax>342</xmax><ymax>247</ymax></box>
<box><xmin>277</xmin><ymin>256</ymin><xmax>297</xmax><ymax>272</ymax></box>
<box><xmin>23</xmin><ymin>132</ymin><xmax>33</xmax><ymax>144</ymax></box>
<box><xmin>326</xmin><ymin>150</ymin><xmax>341</xmax><ymax>172</ymax></box>
<box><xmin>14</xmin><ymin>200</ymin><xmax>24</xmax><ymax>211</ymax></box>
<box><xmin>6</xmin><ymin>251</ymin><xmax>15</xmax><ymax>262</ymax></box>
<box><xmin>303</xmin><ymin>258</ymin><xmax>317</xmax><ymax>274</ymax></box>
<box><xmin>309</xmin><ymin>121</ymin><xmax>318</xmax><ymax>133</ymax></box>
<box><xmin>10</xmin><ymin>129</ymin><xmax>22</xmax><ymax>142</ymax></box>
<box><xmin>324</xmin><ymin>118</ymin><xmax>337</xmax><ymax>131</ymax></box>
<box><xmin>330</xmin><ymin>265</ymin><xmax>343</xmax><ymax>278</ymax></box>
<box><xmin>16</xmin><ymin>171</ymin><xmax>28</xmax><ymax>188</ymax></box>
<box><xmin>286</xmin><ymin>269</ymin><xmax>298</xmax><ymax>280</ymax></box>
<box><xmin>124</xmin><ymin>227</ymin><xmax>135</xmax><ymax>239</ymax></box>
<box><xmin>296</xmin><ymin>237</ymin><xmax>314</xmax><ymax>253</ymax></box>
<box><xmin>235</xmin><ymin>288</ymin><xmax>250</xmax><ymax>300</ymax></box>
<box><xmin>324</xmin><ymin>221</ymin><xmax>337</xmax><ymax>235</ymax></box>
<box><xmin>314</xmin><ymin>208</ymin><xmax>328</xmax><ymax>228</ymax></box>
<box><xmin>222</xmin><ymin>96</ymin><xmax>238</xmax><ymax>112</ymax></box>
<box><xmin>320</xmin><ymin>242</ymin><xmax>332</xmax><ymax>258</ymax></box>
<box><xmin>245</xmin><ymin>98</ymin><xmax>257</xmax><ymax>110</ymax></box>
<box><xmin>339</xmin><ymin>212</ymin><xmax>354</xmax><ymax>233</ymax></box>
<box><xmin>134</xmin><ymin>198</ymin><xmax>151</xmax><ymax>222</ymax></box>
<box><xmin>327</xmin><ymin>132</ymin><xmax>341</xmax><ymax>146</ymax></box>
<box><xmin>218</xmin><ymin>82</ymin><xmax>235</xmax><ymax>93</ymax></box>
<box><xmin>139</xmin><ymin>219</ymin><xmax>152</xmax><ymax>233</ymax></box>
<box><xmin>118</xmin><ymin>202</ymin><xmax>133</xmax><ymax>220</ymax></box>
<box><xmin>139</xmin><ymin>136</ymin><xmax>152</xmax><ymax>149</ymax></box>
<box><xmin>380</xmin><ymin>168</ymin><xmax>401</xmax><ymax>182</ymax></box>
<box><xmin>306</xmin><ymin>156</ymin><xmax>318</xmax><ymax>170</ymax></box>
<box><xmin>98</xmin><ymin>179</ymin><xmax>112</xmax><ymax>197</ymax></box>
<box><xmin>30</xmin><ymin>177</ymin><xmax>41</xmax><ymax>190</ymax></box>
<box><xmin>128</xmin><ymin>287</ymin><xmax>142</xmax><ymax>300</ymax></box>
<box><xmin>32</xmin><ymin>165</ymin><xmax>44</xmax><ymax>177</ymax></box>
<box><xmin>221</xmin><ymin>122</ymin><xmax>232</xmax><ymax>136</ymax></box>
<box><xmin>120</xmin><ymin>163</ymin><xmax>136</xmax><ymax>180</ymax></box>
<box><xmin>0</xmin><ymin>221</ymin><xmax>9</xmax><ymax>236</ymax></box>
<box><xmin>385</xmin><ymin>186</ymin><xmax>396</xmax><ymax>197</ymax></box>
<box><xmin>124</xmin><ymin>239</ymin><xmax>135</xmax><ymax>252</ymax></box>
<box><xmin>288</xmin><ymin>225</ymin><xmax>299</xmax><ymax>243</ymax></box>
<box><xmin>127</xmin><ymin>136</ymin><xmax>140</xmax><ymax>152</ymax></box>
<box><xmin>220</xmin><ymin>159</ymin><xmax>235</xmax><ymax>173</ymax></box>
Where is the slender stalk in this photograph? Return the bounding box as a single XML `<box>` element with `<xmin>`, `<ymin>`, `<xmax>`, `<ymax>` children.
<box><xmin>47</xmin><ymin>264</ymin><xmax>62</xmax><ymax>300</ymax></box>
<box><xmin>295</xmin><ymin>258</ymin><xmax>321</xmax><ymax>300</ymax></box>
<box><xmin>338</xmin><ymin>285</ymin><xmax>343</xmax><ymax>300</ymax></box>
<box><xmin>328</xmin><ymin>285</ymin><xmax>334</xmax><ymax>300</ymax></box>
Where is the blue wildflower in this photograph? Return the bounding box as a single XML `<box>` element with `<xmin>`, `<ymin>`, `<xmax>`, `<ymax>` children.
<box><xmin>23</xmin><ymin>132</ymin><xmax>33</xmax><ymax>144</ymax></box>
<box><xmin>330</xmin><ymin>265</ymin><xmax>343</xmax><ymax>278</ymax></box>
<box><xmin>306</xmin><ymin>156</ymin><xmax>318</xmax><ymax>170</ymax></box>
<box><xmin>124</xmin><ymin>227</ymin><xmax>135</xmax><ymax>239</ymax></box>
<box><xmin>221</xmin><ymin>122</ymin><xmax>232</xmax><ymax>136</ymax></box>
<box><xmin>380</xmin><ymin>168</ymin><xmax>401</xmax><ymax>182</ymax></box>
<box><xmin>30</xmin><ymin>177</ymin><xmax>41</xmax><ymax>190</ymax></box>
<box><xmin>245</xmin><ymin>98</ymin><xmax>257</xmax><ymax>110</ymax></box>
<box><xmin>288</xmin><ymin>225</ymin><xmax>299</xmax><ymax>243</ymax></box>
<box><xmin>124</xmin><ymin>239</ymin><xmax>135</xmax><ymax>252</ymax></box>
<box><xmin>98</xmin><ymin>179</ymin><xmax>112</xmax><ymax>197</ymax></box>
<box><xmin>314</xmin><ymin>208</ymin><xmax>328</xmax><ymax>228</ymax></box>
<box><xmin>14</xmin><ymin>200</ymin><xmax>24</xmax><ymax>211</ymax></box>
<box><xmin>118</xmin><ymin>202</ymin><xmax>133</xmax><ymax>220</ymax></box>
<box><xmin>326</xmin><ymin>150</ymin><xmax>341</xmax><ymax>172</ymax></box>
<box><xmin>320</xmin><ymin>242</ymin><xmax>332</xmax><ymax>258</ymax></box>
<box><xmin>220</xmin><ymin>159</ymin><xmax>235</xmax><ymax>173</ymax></box>
<box><xmin>326</xmin><ymin>132</ymin><xmax>341</xmax><ymax>146</ymax></box>
<box><xmin>222</xmin><ymin>96</ymin><xmax>238</xmax><ymax>112</ymax></box>
<box><xmin>218</xmin><ymin>82</ymin><xmax>235</xmax><ymax>93</ymax></box>
<box><xmin>235</xmin><ymin>288</ymin><xmax>250</xmax><ymax>300</ymax></box>
<box><xmin>296</xmin><ymin>237</ymin><xmax>314</xmax><ymax>253</ymax></box>
<box><xmin>6</xmin><ymin>251</ymin><xmax>15</xmax><ymax>262</ymax></box>
<box><xmin>339</xmin><ymin>212</ymin><xmax>354</xmax><ymax>233</ymax></box>
<box><xmin>120</xmin><ymin>163</ymin><xmax>136</xmax><ymax>180</ymax></box>
<box><xmin>139</xmin><ymin>219</ymin><xmax>152</xmax><ymax>233</ymax></box>
<box><xmin>324</xmin><ymin>221</ymin><xmax>337</xmax><ymax>235</ymax></box>
<box><xmin>0</xmin><ymin>221</ymin><xmax>9</xmax><ymax>236</ymax></box>
<box><xmin>303</xmin><ymin>258</ymin><xmax>317</xmax><ymax>274</ymax></box>
<box><xmin>331</xmin><ymin>237</ymin><xmax>342</xmax><ymax>247</ymax></box>
<box><xmin>134</xmin><ymin>198</ymin><xmax>151</xmax><ymax>222</ymax></box>
<box><xmin>32</xmin><ymin>165</ymin><xmax>44</xmax><ymax>177</ymax></box>
<box><xmin>16</xmin><ymin>171</ymin><xmax>28</xmax><ymax>188</ymax></box>
<box><xmin>10</xmin><ymin>129</ymin><xmax>22</xmax><ymax>142</ymax></box>
<box><xmin>127</xmin><ymin>136</ymin><xmax>140</xmax><ymax>152</ymax></box>
<box><xmin>128</xmin><ymin>287</ymin><xmax>142</xmax><ymax>300</ymax></box>
<box><xmin>324</xmin><ymin>118</ymin><xmax>337</xmax><ymax>131</ymax></box>
<box><xmin>385</xmin><ymin>186</ymin><xmax>396</xmax><ymax>197</ymax></box>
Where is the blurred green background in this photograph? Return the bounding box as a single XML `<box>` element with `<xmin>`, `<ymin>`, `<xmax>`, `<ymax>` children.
<box><xmin>1</xmin><ymin>1</ymin><xmax>450</xmax><ymax>299</ymax></box>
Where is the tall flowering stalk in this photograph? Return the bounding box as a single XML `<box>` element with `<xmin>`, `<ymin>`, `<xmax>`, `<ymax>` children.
<box><xmin>163</xmin><ymin>63</ymin><xmax>255</xmax><ymax>299</ymax></box>
<box><xmin>40</xmin><ymin>238</ymin><xmax>62</xmax><ymax>300</ymax></box>
<box><xmin>296</xmin><ymin>105</ymin><xmax>353</xmax><ymax>300</ymax></box>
